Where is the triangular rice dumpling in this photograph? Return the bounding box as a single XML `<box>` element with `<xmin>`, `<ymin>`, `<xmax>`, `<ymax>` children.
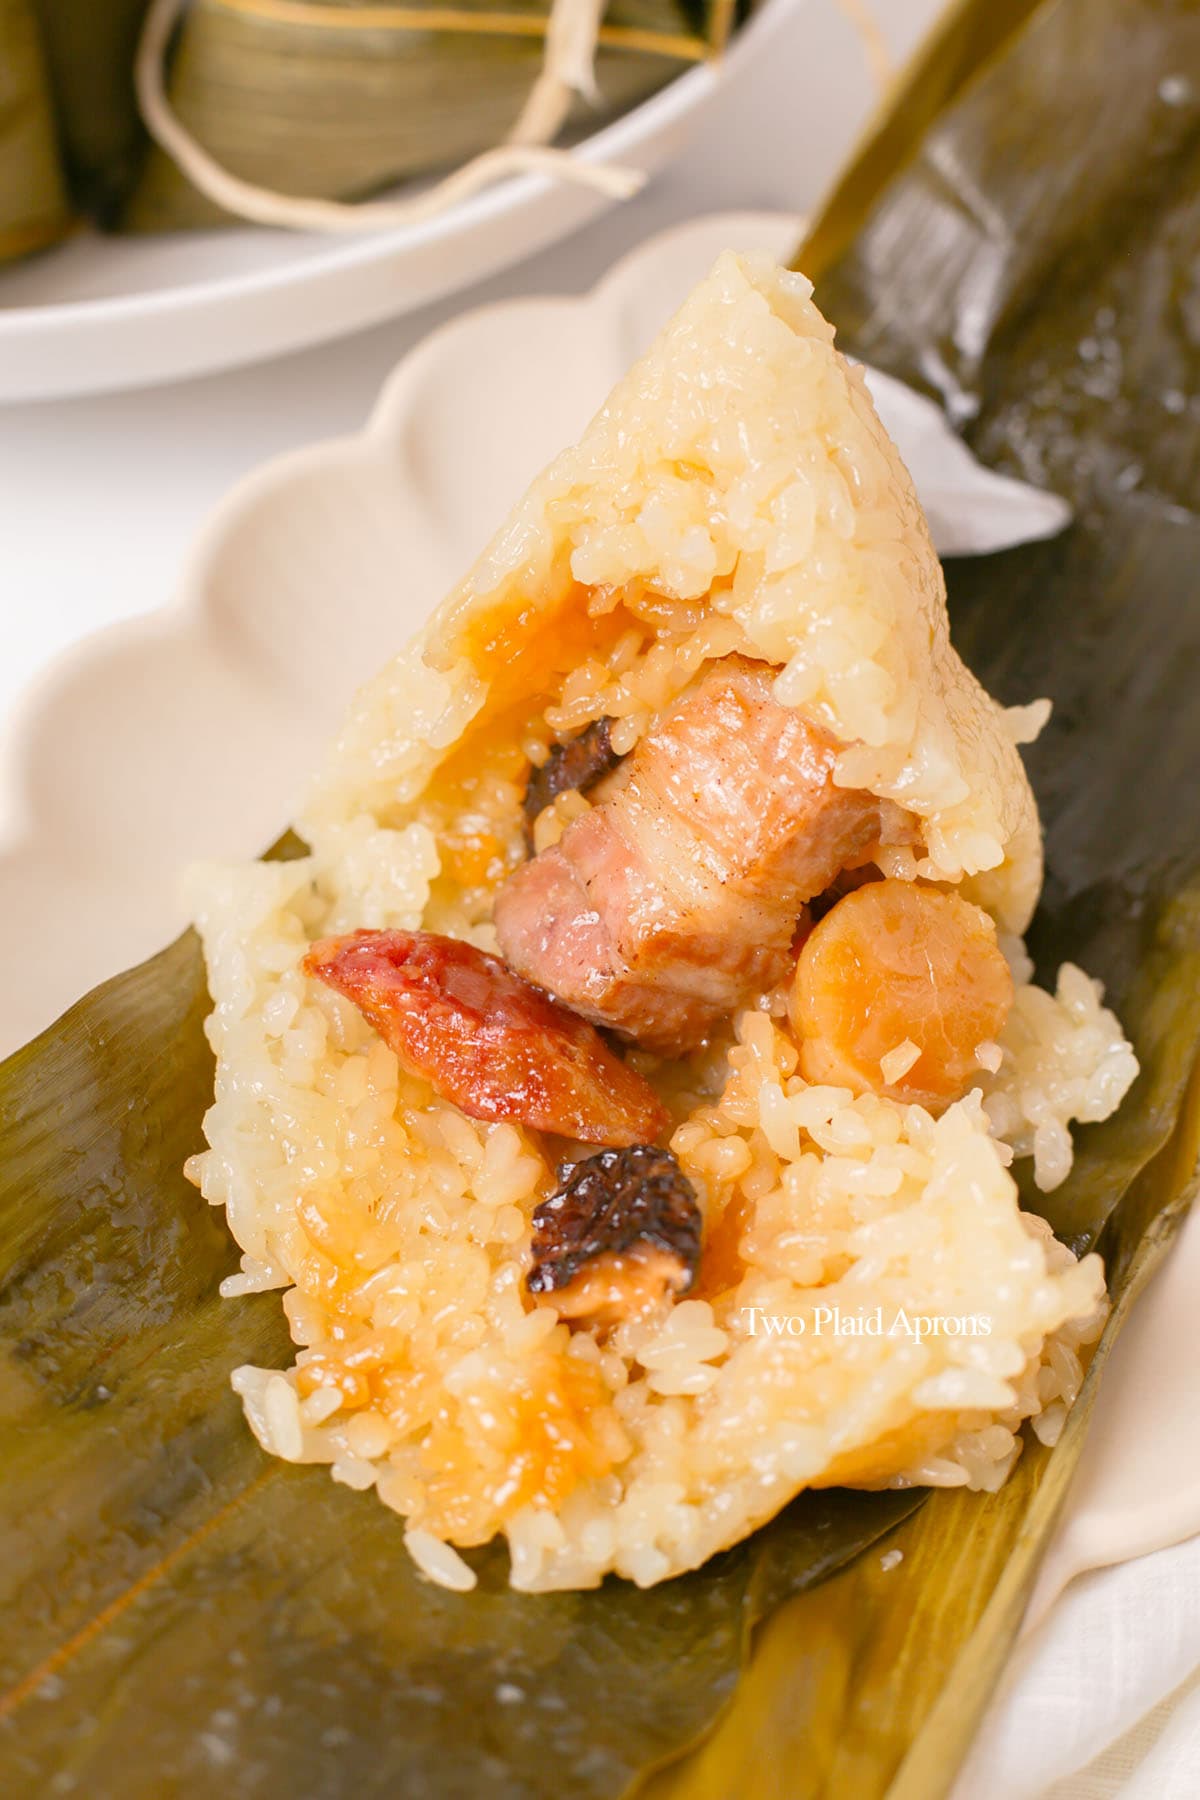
<box><xmin>185</xmin><ymin>254</ymin><xmax>1135</xmax><ymax>1592</ymax></box>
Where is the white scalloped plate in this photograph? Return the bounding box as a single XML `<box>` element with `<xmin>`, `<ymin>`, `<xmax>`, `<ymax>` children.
<box><xmin>3</xmin><ymin>207</ymin><xmax>1199</xmax><ymax>1630</ymax></box>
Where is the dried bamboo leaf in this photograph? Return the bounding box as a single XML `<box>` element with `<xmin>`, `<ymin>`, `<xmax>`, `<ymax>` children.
<box><xmin>0</xmin><ymin>942</ymin><xmax>915</xmax><ymax>1794</ymax></box>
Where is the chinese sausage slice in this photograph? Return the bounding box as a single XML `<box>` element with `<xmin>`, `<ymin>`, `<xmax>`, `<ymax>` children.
<box><xmin>304</xmin><ymin>930</ymin><xmax>667</xmax><ymax>1146</ymax></box>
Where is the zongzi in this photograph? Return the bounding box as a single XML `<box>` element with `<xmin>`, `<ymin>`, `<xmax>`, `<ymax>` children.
<box><xmin>126</xmin><ymin>0</ymin><xmax>720</xmax><ymax>232</ymax></box>
<box><xmin>0</xmin><ymin>0</ymin><xmax>70</xmax><ymax>265</ymax></box>
<box><xmin>183</xmin><ymin>253</ymin><xmax>1137</xmax><ymax>1594</ymax></box>
<box><xmin>29</xmin><ymin>0</ymin><xmax>155</xmax><ymax>224</ymax></box>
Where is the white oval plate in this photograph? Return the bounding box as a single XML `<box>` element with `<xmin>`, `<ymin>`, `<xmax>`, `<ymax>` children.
<box><xmin>0</xmin><ymin>0</ymin><xmax>800</xmax><ymax>403</ymax></box>
<box><xmin>2</xmin><ymin>207</ymin><xmax>1197</xmax><ymax>1625</ymax></box>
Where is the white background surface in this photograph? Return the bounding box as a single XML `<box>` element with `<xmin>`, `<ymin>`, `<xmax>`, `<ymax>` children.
<box><xmin>0</xmin><ymin>0</ymin><xmax>943</xmax><ymax>731</ymax></box>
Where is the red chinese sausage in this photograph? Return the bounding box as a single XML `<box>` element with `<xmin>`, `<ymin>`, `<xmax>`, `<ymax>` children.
<box><xmin>302</xmin><ymin>930</ymin><xmax>669</xmax><ymax>1147</ymax></box>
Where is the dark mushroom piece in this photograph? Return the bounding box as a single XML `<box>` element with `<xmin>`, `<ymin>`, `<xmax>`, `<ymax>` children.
<box><xmin>522</xmin><ymin>716</ymin><xmax>622</xmax><ymax>851</ymax></box>
<box><xmin>528</xmin><ymin>1145</ymin><xmax>702</xmax><ymax>1328</ymax></box>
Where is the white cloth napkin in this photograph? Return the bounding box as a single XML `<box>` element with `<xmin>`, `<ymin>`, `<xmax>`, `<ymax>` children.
<box><xmin>864</xmin><ymin>366</ymin><xmax>1072</xmax><ymax>556</ymax></box>
<box><xmin>955</xmin><ymin>1534</ymin><xmax>1200</xmax><ymax>1798</ymax></box>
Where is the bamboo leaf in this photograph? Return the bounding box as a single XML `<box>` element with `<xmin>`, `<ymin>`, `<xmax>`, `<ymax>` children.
<box><xmin>0</xmin><ymin>955</ymin><xmax>915</xmax><ymax>1793</ymax></box>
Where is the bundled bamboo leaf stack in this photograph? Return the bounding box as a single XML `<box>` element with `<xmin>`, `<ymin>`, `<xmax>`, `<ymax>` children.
<box><xmin>127</xmin><ymin>0</ymin><xmax>722</xmax><ymax>230</ymax></box>
<box><xmin>0</xmin><ymin>0</ymin><xmax>730</xmax><ymax>263</ymax></box>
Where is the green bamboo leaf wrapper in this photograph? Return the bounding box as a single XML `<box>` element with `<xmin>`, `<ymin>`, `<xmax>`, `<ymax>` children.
<box><xmin>3</xmin><ymin>0</ymin><xmax>1200</xmax><ymax>1793</ymax></box>
<box><xmin>29</xmin><ymin>0</ymin><xmax>155</xmax><ymax>224</ymax></box>
<box><xmin>0</xmin><ymin>0</ymin><xmax>69</xmax><ymax>264</ymax></box>
<box><xmin>125</xmin><ymin>0</ymin><xmax>717</xmax><ymax>232</ymax></box>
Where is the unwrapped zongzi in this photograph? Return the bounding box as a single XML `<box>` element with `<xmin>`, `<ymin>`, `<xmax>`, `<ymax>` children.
<box><xmin>183</xmin><ymin>251</ymin><xmax>1136</xmax><ymax>1593</ymax></box>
